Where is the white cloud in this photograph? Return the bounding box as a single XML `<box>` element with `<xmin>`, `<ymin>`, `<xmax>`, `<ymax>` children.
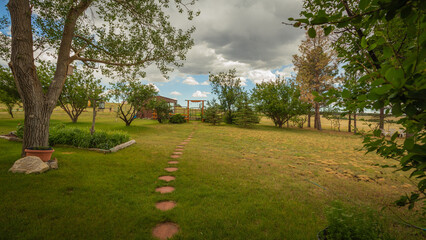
<box><xmin>274</xmin><ymin>66</ymin><xmax>294</xmax><ymax>79</ymax></box>
<box><xmin>183</xmin><ymin>76</ymin><xmax>199</xmax><ymax>85</ymax></box>
<box><xmin>238</xmin><ymin>77</ymin><xmax>247</xmax><ymax>86</ymax></box>
<box><xmin>246</xmin><ymin>69</ymin><xmax>276</xmax><ymax>84</ymax></box>
<box><xmin>201</xmin><ymin>80</ymin><xmax>210</xmax><ymax>85</ymax></box>
<box><xmin>170</xmin><ymin>91</ymin><xmax>182</xmax><ymax>96</ymax></box>
<box><xmin>192</xmin><ymin>90</ymin><xmax>210</xmax><ymax>98</ymax></box>
<box><xmin>148</xmin><ymin>83</ymin><xmax>160</xmax><ymax>93</ymax></box>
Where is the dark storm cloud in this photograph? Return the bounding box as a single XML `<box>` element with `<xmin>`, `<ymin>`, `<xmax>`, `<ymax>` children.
<box><xmin>191</xmin><ymin>0</ymin><xmax>304</xmax><ymax>69</ymax></box>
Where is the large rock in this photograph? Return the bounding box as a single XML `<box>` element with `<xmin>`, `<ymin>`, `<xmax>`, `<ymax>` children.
<box><xmin>9</xmin><ymin>156</ymin><xmax>50</xmax><ymax>174</ymax></box>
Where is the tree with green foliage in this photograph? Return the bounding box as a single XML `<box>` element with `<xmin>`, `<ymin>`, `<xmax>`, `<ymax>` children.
<box><xmin>289</xmin><ymin>0</ymin><xmax>425</xmax><ymax>210</ymax></box>
<box><xmin>204</xmin><ymin>99</ymin><xmax>222</xmax><ymax>126</ymax></box>
<box><xmin>109</xmin><ymin>80</ymin><xmax>157</xmax><ymax>126</ymax></box>
<box><xmin>234</xmin><ymin>93</ymin><xmax>259</xmax><ymax>128</ymax></box>
<box><xmin>252</xmin><ymin>78</ymin><xmax>308</xmax><ymax>128</ymax></box>
<box><xmin>59</xmin><ymin>69</ymin><xmax>105</xmax><ymax>123</ymax></box>
<box><xmin>292</xmin><ymin>27</ymin><xmax>339</xmax><ymax>131</ymax></box>
<box><xmin>0</xmin><ymin>66</ymin><xmax>20</xmax><ymax>118</ymax></box>
<box><xmin>147</xmin><ymin>98</ymin><xmax>172</xmax><ymax>124</ymax></box>
<box><xmin>209</xmin><ymin>69</ymin><xmax>244</xmax><ymax>124</ymax></box>
<box><xmin>2</xmin><ymin>0</ymin><xmax>198</xmax><ymax>154</ymax></box>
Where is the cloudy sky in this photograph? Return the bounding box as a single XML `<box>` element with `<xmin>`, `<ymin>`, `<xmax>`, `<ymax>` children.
<box><xmin>146</xmin><ymin>0</ymin><xmax>306</xmax><ymax>105</ymax></box>
<box><xmin>1</xmin><ymin>0</ymin><xmax>306</xmax><ymax>106</ymax></box>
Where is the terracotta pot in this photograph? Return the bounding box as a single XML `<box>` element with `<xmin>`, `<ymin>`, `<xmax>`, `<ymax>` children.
<box><xmin>25</xmin><ymin>148</ymin><xmax>54</xmax><ymax>162</ymax></box>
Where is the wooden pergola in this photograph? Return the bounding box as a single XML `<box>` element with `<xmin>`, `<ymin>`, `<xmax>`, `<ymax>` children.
<box><xmin>185</xmin><ymin>100</ymin><xmax>206</xmax><ymax>122</ymax></box>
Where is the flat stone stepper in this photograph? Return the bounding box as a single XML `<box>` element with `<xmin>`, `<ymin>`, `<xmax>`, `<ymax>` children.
<box><xmin>155</xmin><ymin>186</ymin><xmax>175</xmax><ymax>194</ymax></box>
<box><xmin>158</xmin><ymin>176</ymin><xmax>176</xmax><ymax>182</ymax></box>
<box><xmin>152</xmin><ymin>222</ymin><xmax>179</xmax><ymax>240</ymax></box>
<box><xmin>155</xmin><ymin>201</ymin><xmax>176</xmax><ymax>211</ymax></box>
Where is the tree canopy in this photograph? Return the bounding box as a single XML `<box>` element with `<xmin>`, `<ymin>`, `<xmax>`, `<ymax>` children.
<box><xmin>209</xmin><ymin>69</ymin><xmax>244</xmax><ymax>124</ymax></box>
<box><xmin>109</xmin><ymin>80</ymin><xmax>158</xmax><ymax>126</ymax></box>
<box><xmin>59</xmin><ymin>68</ymin><xmax>105</xmax><ymax>123</ymax></box>
<box><xmin>290</xmin><ymin>0</ymin><xmax>425</xmax><ymax>209</ymax></box>
<box><xmin>252</xmin><ymin>78</ymin><xmax>308</xmax><ymax>128</ymax></box>
<box><xmin>2</xmin><ymin>0</ymin><xmax>198</xmax><ymax>152</ymax></box>
<box><xmin>0</xmin><ymin>66</ymin><xmax>20</xmax><ymax>118</ymax></box>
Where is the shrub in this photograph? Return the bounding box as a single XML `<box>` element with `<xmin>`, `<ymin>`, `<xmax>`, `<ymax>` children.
<box><xmin>169</xmin><ymin>114</ymin><xmax>186</xmax><ymax>124</ymax></box>
<box><xmin>15</xmin><ymin>123</ymin><xmax>130</xmax><ymax>150</ymax></box>
<box><xmin>320</xmin><ymin>201</ymin><xmax>394</xmax><ymax>240</ymax></box>
<box><xmin>233</xmin><ymin>94</ymin><xmax>259</xmax><ymax>128</ymax></box>
<box><xmin>49</xmin><ymin>126</ymin><xmax>129</xmax><ymax>149</ymax></box>
<box><xmin>15</xmin><ymin>123</ymin><xmax>24</xmax><ymax>138</ymax></box>
<box><xmin>204</xmin><ymin>99</ymin><xmax>222</xmax><ymax>125</ymax></box>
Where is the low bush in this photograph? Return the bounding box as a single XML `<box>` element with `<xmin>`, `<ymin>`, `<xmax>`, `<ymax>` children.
<box><xmin>169</xmin><ymin>114</ymin><xmax>186</xmax><ymax>124</ymax></box>
<box><xmin>17</xmin><ymin>123</ymin><xmax>129</xmax><ymax>150</ymax></box>
<box><xmin>320</xmin><ymin>201</ymin><xmax>394</xmax><ymax>240</ymax></box>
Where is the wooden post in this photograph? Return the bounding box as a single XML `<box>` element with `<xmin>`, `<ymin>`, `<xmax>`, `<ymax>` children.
<box><xmin>186</xmin><ymin>100</ymin><xmax>190</xmax><ymax>122</ymax></box>
<box><xmin>201</xmin><ymin>100</ymin><xmax>205</xmax><ymax>122</ymax></box>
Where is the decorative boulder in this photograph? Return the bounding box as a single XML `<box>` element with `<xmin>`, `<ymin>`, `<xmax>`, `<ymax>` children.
<box><xmin>9</xmin><ymin>156</ymin><xmax>50</xmax><ymax>174</ymax></box>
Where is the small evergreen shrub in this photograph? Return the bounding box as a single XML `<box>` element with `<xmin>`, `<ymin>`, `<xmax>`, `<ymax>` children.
<box><xmin>233</xmin><ymin>94</ymin><xmax>259</xmax><ymax>128</ymax></box>
<box><xmin>169</xmin><ymin>114</ymin><xmax>186</xmax><ymax>124</ymax></box>
<box><xmin>204</xmin><ymin>99</ymin><xmax>222</xmax><ymax>125</ymax></box>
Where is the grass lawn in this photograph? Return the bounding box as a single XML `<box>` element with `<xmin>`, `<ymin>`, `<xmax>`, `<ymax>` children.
<box><xmin>0</xmin><ymin>110</ymin><xmax>423</xmax><ymax>239</ymax></box>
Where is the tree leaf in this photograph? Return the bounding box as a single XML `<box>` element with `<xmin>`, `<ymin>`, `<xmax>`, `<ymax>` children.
<box><xmin>372</xmin><ymin>84</ymin><xmax>392</xmax><ymax>95</ymax></box>
<box><xmin>385</xmin><ymin>68</ymin><xmax>404</xmax><ymax>88</ymax></box>
<box><xmin>359</xmin><ymin>0</ymin><xmax>370</xmax><ymax>10</ymax></box>
<box><xmin>361</xmin><ymin>36</ymin><xmax>367</xmax><ymax>49</ymax></box>
<box><xmin>323</xmin><ymin>26</ymin><xmax>333</xmax><ymax>36</ymax></box>
<box><xmin>308</xmin><ymin>28</ymin><xmax>316</xmax><ymax>38</ymax></box>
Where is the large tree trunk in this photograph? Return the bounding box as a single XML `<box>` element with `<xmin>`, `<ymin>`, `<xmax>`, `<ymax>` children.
<box><xmin>307</xmin><ymin>113</ymin><xmax>311</xmax><ymax>128</ymax></box>
<box><xmin>348</xmin><ymin>112</ymin><xmax>352</xmax><ymax>132</ymax></box>
<box><xmin>8</xmin><ymin>0</ymin><xmax>49</xmax><ymax>156</ymax></box>
<box><xmin>314</xmin><ymin>102</ymin><xmax>322</xmax><ymax>130</ymax></box>
<box><xmin>8</xmin><ymin>0</ymin><xmax>90</xmax><ymax>156</ymax></box>
<box><xmin>379</xmin><ymin>107</ymin><xmax>385</xmax><ymax>129</ymax></box>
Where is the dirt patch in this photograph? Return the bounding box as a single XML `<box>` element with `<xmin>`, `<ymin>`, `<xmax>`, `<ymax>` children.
<box><xmin>155</xmin><ymin>186</ymin><xmax>175</xmax><ymax>194</ymax></box>
<box><xmin>168</xmin><ymin>161</ymin><xmax>179</xmax><ymax>164</ymax></box>
<box><xmin>155</xmin><ymin>201</ymin><xmax>176</xmax><ymax>211</ymax></box>
<box><xmin>165</xmin><ymin>167</ymin><xmax>178</xmax><ymax>172</ymax></box>
<box><xmin>152</xmin><ymin>222</ymin><xmax>179</xmax><ymax>240</ymax></box>
<box><xmin>181</xmin><ymin>142</ymin><xmax>188</xmax><ymax>145</ymax></box>
<box><xmin>172</xmin><ymin>152</ymin><xmax>183</xmax><ymax>155</ymax></box>
<box><xmin>158</xmin><ymin>176</ymin><xmax>176</xmax><ymax>182</ymax></box>
<box><xmin>61</xmin><ymin>152</ymin><xmax>75</xmax><ymax>155</ymax></box>
<box><xmin>170</xmin><ymin>155</ymin><xmax>181</xmax><ymax>159</ymax></box>
<box><xmin>354</xmin><ymin>174</ymin><xmax>373</xmax><ymax>182</ymax></box>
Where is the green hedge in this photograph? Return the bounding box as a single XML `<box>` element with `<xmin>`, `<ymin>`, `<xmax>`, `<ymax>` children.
<box><xmin>16</xmin><ymin>123</ymin><xmax>130</xmax><ymax>150</ymax></box>
<box><xmin>169</xmin><ymin>114</ymin><xmax>186</xmax><ymax>124</ymax></box>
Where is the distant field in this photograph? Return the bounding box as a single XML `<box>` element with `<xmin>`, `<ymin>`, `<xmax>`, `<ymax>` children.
<box><xmin>0</xmin><ymin>108</ymin><xmax>421</xmax><ymax>239</ymax></box>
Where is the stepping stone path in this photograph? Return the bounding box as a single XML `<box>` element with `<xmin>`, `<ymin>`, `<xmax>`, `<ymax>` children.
<box><xmin>152</xmin><ymin>131</ymin><xmax>195</xmax><ymax>239</ymax></box>
<box><xmin>152</xmin><ymin>222</ymin><xmax>179</xmax><ymax>240</ymax></box>
<box><xmin>164</xmin><ymin>167</ymin><xmax>178</xmax><ymax>172</ymax></box>
<box><xmin>155</xmin><ymin>186</ymin><xmax>175</xmax><ymax>194</ymax></box>
<box><xmin>158</xmin><ymin>176</ymin><xmax>175</xmax><ymax>182</ymax></box>
<box><xmin>156</xmin><ymin>201</ymin><xmax>177</xmax><ymax>211</ymax></box>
